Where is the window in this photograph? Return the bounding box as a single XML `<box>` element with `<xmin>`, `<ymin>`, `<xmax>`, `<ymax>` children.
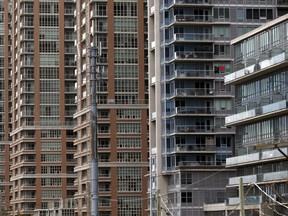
<box><xmin>117</xmin><ymin>138</ymin><xmax>141</xmax><ymax>148</ymax></box>
<box><xmin>181</xmin><ymin>173</ymin><xmax>192</xmax><ymax>185</ymax></box>
<box><xmin>118</xmin><ymin>196</ymin><xmax>142</xmax><ymax>216</ymax></box>
<box><xmin>99</xmin><ymin>153</ymin><xmax>110</xmax><ymax>162</ymax></box>
<box><xmin>41</xmin><ymin>154</ymin><xmax>61</xmax><ymax>162</ymax></box>
<box><xmin>41</xmin><ymin>178</ymin><xmax>61</xmax><ymax>186</ymax></box>
<box><xmin>40</xmin><ymin>80</ymin><xmax>60</xmax><ymax>92</ymax></box>
<box><xmin>39</xmin><ymin>41</ymin><xmax>59</xmax><ymax>53</ymax></box>
<box><xmin>237</xmin><ymin>8</ymin><xmax>244</xmax><ymax>20</ymax></box>
<box><xmin>181</xmin><ymin>192</ymin><xmax>192</xmax><ymax>203</ymax></box>
<box><xmin>246</xmin><ymin>9</ymin><xmax>273</xmax><ymax>20</ymax></box>
<box><xmin>98</xmin><ymin>110</ymin><xmax>109</xmax><ymax>119</ymax></box>
<box><xmin>39</xmin><ymin>15</ymin><xmax>59</xmax><ymax>26</ymax></box>
<box><xmin>99</xmin><ymin>197</ymin><xmax>110</xmax><ymax>207</ymax></box>
<box><xmin>99</xmin><ymin>167</ymin><xmax>110</xmax><ymax>177</ymax></box>
<box><xmin>41</xmin><ymin>166</ymin><xmax>61</xmax><ymax>174</ymax></box>
<box><xmin>114</xmin><ymin>49</ymin><xmax>138</xmax><ymax>64</ymax></box>
<box><xmin>214</xmin><ymin>8</ymin><xmax>229</xmax><ymax>19</ymax></box>
<box><xmin>114</xmin><ymin>2</ymin><xmax>137</xmax><ymax>16</ymax></box>
<box><xmin>116</xmin><ymin>109</ymin><xmax>141</xmax><ymax>119</ymax></box>
<box><xmin>118</xmin><ymin>167</ymin><xmax>142</xmax><ymax>192</ymax></box>
<box><xmin>98</xmin><ymin>139</ymin><xmax>110</xmax><ymax>148</ymax></box>
<box><xmin>95</xmin><ymin>3</ymin><xmax>107</xmax><ymax>16</ymax></box>
<box><xmin>41</xmin><ymin>190</ymin><xmax>61</xmax><ymax>198</ymax></box>
<box><xmin>117</xmin><ymin>123</ymin><xmax>141</xmax><ymax>133</ymax></box>
<box><xmin>40</xmin><ymin>67</ymin><xmax>59</xmax><ymax>79</ymax></box>
<box><xmin>117</xmin><ymin>152</ymin><xmax>141</xmax><ymax>162</ymax></box>
<box><xmin>114</xmin><ymin>18</ymin><xmax>138</xmax><ymax>32</ymax></box>
<box><xmin>114</xmin><ymin>65</ymin><xmax>138</xmax><ymax>78</ymax></box>
<box><xmin>114</xmin><ymin>33</ymin><xmax>138</xmax><ymax>48</ymax></box>
<box><xmin>39</xmin><ymin>2</ymin><xmax>59</xmax><ymax>14</ymax></box>
<box><xmin>41</xmin><ymin>130</ymin><xmax>61</xmax><ymax>138</ymax></box>
<box><xmin>99</xmin><ymin>182</ymin><xmax>110</xmax><ymax>192</ymax></box>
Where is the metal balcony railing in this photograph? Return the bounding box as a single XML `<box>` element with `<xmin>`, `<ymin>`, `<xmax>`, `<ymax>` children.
<box><xmin>174</xmin><ymin>33</ymin><xmax>213</xmax><ymax>41</ymax></box>
<box><xmin>174</xmin><ymin>51</ymin><xmax>213</xmax><ymax>60</ymax></box>
<box><xmin>175</xmin><ymin>144</ymin><xmax>216</xmax><ymax>152</ymax></box>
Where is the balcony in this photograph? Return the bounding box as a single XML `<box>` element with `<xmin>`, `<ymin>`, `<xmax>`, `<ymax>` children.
<box><xmin>170</xmin><ymin>125</ymin><xmax>214</xmax><ymax>135</ymax></box>
<box><xmin>174</xmin><ymin>144</ymin><xmax>216</xmax><ymax>152</ymax></box>
<box><xmin>226</xmin><ymin>147</ymin><xmax>288</xmax><ymax>167</ymax></box>
<box><xmin>263</xmin><ymin>170</ymin><xmax>288</xmax><ymax>182</ymax></box>
<box><xmin>228</xmin><ymin>196</ymin><xmax>262</xmax><ymax>206</ymax></box>
<box><xmin>177</xmin><ymin>160</ymin><xmax>224</xmax><ymax>167</ymax></box>
<box><xmin>225</xmin><ymin>49</ymin><xmax>288</xmax><ymax>85</ymax></box>
<box><xmin>180</xmin><ymin>106</ymin><xmax>231</xmax><ymax>116</ymax></box>
<box><xmin>175</xmin><ymin>14</ymin><xmax>212</xmax><ymax>23</ymax></box>
<box><xmin>225</xmin><ymin>99</ymin><xmax>288</xmax><ymax>126</ymax></box>
<box><xmin>167</xmin><ymin>88</ymin><xmax>232</xmax><ymax>98</ymax></box>
<box><xmin>163</xmin><ymin>0</ymin><xmax>212</xmax><ymax>8</ymax></box>
<box><xmin>22</xmin><ymin>158</ymin><xmax>36</xmax><ymax>163</ymax></box>
<box><xmin>174</xmin><ymin>51</ymin><xmax>213</xmax><ymax>61</ymax></box>
<box><xmin>165</xmin><ymin>69</ymin><xmax>224</xmax><ymax>80</ymax></box>
<box><xmin>229</xmin><ymin>174</ymin><xmax>258</xmax><ymax>186</ymax></box>
<box><xmin>173</xmin><ymin>33</ymin><xmax>213</xmax><ymax>42</ymax></box>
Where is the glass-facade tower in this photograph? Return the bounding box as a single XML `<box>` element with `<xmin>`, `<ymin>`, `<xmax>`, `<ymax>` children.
<box><xmin>148</xmin><ymin>0</ymin><xmax>288</xmax><ymax>215</ymax></box>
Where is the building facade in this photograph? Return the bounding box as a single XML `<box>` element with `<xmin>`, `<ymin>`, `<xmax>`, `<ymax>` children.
<box><xmin>9</xmin><ymin>0</ymin><xmax>77</xmax><ymax>215</ymax></box>
<box><xmin>148</xmin><ymin>0</ymin><xmax>288</xmax><ymax>215</ymax></box>
<box><xmin>0</xmin><ymin>0</ymin><xmax>11</xmax><ymax>212</ymax></box>
<box><xmin>224</xmin><ymin>14</ymin><xmax>288</xmax><ymax>215</ymax></box>
<box><xmin>74</xmin><ymin>0</ymin><xmax>148</xmax><ymax>216</ymax></box>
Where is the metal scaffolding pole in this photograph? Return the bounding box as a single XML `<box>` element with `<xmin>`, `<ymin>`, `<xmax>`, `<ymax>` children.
<box><xmin>90</xmin><ymin>45</ymin><xmax>99</xmax><ymax>216</ymax></box>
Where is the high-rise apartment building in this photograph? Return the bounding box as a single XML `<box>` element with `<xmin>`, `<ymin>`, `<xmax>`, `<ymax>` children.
<box><xmin>148</xmin><ymin>1</ymin><xmax>288</xmax><ymax>215</ymax></box>
<box><xmin>10</xmin><ymin>1</ymin><xmax>77</xmax><ymax>215</ymax></box>
<box><xmin>74</xmin><ymin>1</ymin><xmax>148</xmax><ymax>216</ymax></box>
<box><xmin>222</xmin><ymin>13</ymin><xmax>288</xmax><ymax>215</ymax></box>
<box><xmin>0</xmin><ymin>0</ymin><xmax>11</xmax><ymax>212</ymax></box>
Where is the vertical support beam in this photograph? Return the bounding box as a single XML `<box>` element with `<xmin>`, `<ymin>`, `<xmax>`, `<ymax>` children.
<box><xmin>90</xmin><ymin>46</ymin><xmax>98</xmax><ymax>216</ymax></box>
<box><xmin>157</xmin><ymin>190</ymin><xmax>161</xmax><ymax>216</ymax></box>
<box><xmin>239</xmin><ymin>177</ymin><xmax>245</xmax><ymax>216</ymax></box>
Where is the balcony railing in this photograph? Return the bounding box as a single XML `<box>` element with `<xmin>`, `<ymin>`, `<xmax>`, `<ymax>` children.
<box><xmin>167</xmin><ymin>125</ymin><xmax>234</xmax><ymax>134</ymax></box>
<box><xmin>174</xmin><ymin>33</ymin><xmax>213</xmax><ymax>41</ymax></box>
<box><xmin>226</xmin><ymin>99</ymin><xmax>288</xmax><ymax>125</ymax></box>
<box><xmin>177</xmin><ymin>160</ymin><xmax>224</xmax><ymax>166</ymax></box>
<box><xmin>174</xmin><ymin>125</ymin><xmax>214</xmax><ymax>133</ymax></box>
<box><xmin>226</xmin><ymin>46</ymin><xmax>288</xmax><ymax>84</ymax></box>
<box><xmin>167</xmin><ymin>106</ymin><xmax>232</xmax><ymax>116</ymax></box>
<box><xmin>167</xmin><ymin>88</ymin><xmax>232</xmax><ymax>97</ymax></box>
<box><xmin>164</xmin><ymin>0</ymin><xmax>211</xmax><ymax>8</ymax></box>
<box><xmin>167</xmin><ymin>69</ymin><xmax>214</xmax><ymax>79</ymax></box>
<box><xmin>97</xmin><ymin>99</ymin><xmax>148</xmax><ymax>105</ymax></box>
<box><xmin>174</xmin><ymin>51</ymin><xmax>213</xmax><ymax>60</ymax></box>
<box><xmin>174</xmin><ymin>144</ymin><xmax>216</xmax><ymax>152</ymax></box>
<box><xmin>176</xmin><ymin>106</ymin><xmax>214</xmax><ymax>114</ymax></box>
<box><xmin>228</xmin><ymin>196</ymin><xmax>262</xmax><ymax>206</ymax></box>
<box><xmin>227</xmin><ymin>147</ymin><xmax>288</xmax><ymax>167</ymax></box>
<box><xmin>175</xmin><ymin>15</ymin><xmax>212</xmax><ymax>23</ymax></box>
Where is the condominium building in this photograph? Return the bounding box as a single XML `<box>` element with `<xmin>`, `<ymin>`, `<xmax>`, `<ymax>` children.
<box><xmin>10</xmin><ymin>1</ymin><xmax>77</xmax><ymax>215</ymax></box>
<box><xmin>0</xmin><ymin>0</ymin><xmax>11</xmax><ymax>212</ymax></box>
<box><xmin>222</xmin><ymin>14</ymin><xmax>288</xmax><ymax>215</ymax></box>
<box><xmin>74</xmin><ymin>0</ymin><xmax>148</xmax><ymax>216</ymax></box>
<box><xmin>148</xmin><ymin>0</ymin><xmax>288</xmax><ymax>215</ymax></box>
